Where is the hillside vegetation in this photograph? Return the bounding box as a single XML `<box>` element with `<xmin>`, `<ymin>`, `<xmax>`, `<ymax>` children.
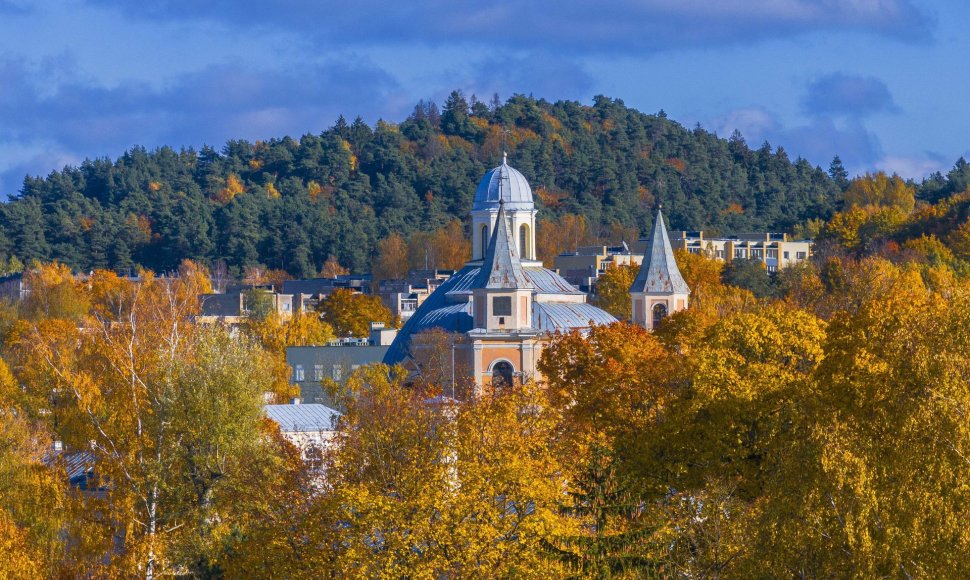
<box><xmin>0</xmin><ymin>93</ymin><xmax>847</xmax><ymax>276</ymax></box>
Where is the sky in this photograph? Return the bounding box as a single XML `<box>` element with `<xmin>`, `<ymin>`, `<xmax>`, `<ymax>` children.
<box><xmin>0</xmin><ymin>0</ymin><xmax>967</xmax><ymax>196</ymax></box>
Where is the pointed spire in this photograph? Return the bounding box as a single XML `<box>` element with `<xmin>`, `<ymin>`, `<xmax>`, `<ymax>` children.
<box><xmin>502</xmin><ymin>150</ymin><xmax>508</xmax><ymax>165</ymax></box>
<box><xmin>629</xmin><ymin>209</ymin><xmax>690</xmax><ymax>295</ymax></box>
<box><xmin>473</xmin><ymin>198</ymin><xmax>532</xmax><ymax>290</ymax></box>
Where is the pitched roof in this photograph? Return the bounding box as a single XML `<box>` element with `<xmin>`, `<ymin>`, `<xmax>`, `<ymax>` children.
<box><xmin>471</xmin><ymin>200</ymin><xmax>532</xmax><ymax>290</ymax></box>
<box><xmin>264</xmin><ymin>403</ymin><xmax>341</xmax><ymax>433</ymax></box>
<box><xmin>629</xmin><ymin>209</ymin><xmax>690</xmax><ymax>295</ymax></box>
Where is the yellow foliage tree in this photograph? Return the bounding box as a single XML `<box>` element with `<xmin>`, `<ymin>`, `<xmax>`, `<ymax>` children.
<box><xmin>594</xmin><ymin>263</ymin><xmax>638</xmax><ymax>320</ymax></box>
<box><xmin>317</xmin><ymin>288</ymin><xmax>397</xmax><ymax>338</ymax></box>
<box><xmin>843</xmin><ymin>171</ymin><xmax>915</xmax><ymax>214</ymax></box>
<box><xmin>9</xmin><ymin>271</ymin><xmax>277</xmax><ymax>577</ymax></box>
<box><xmin>321</xmin><ymin>365</ymin><xmax>576</xmax><ymax>577</ymax></box>
<box><xmin>373</xmin><ymin>233</ymin><xmax>410</xmax><ymax>282</ymax></box>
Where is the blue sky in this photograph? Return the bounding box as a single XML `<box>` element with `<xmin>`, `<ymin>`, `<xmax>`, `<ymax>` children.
<box><xmin>0</xmin><ymin>0</ymin><xmax>966</xmax><ymax>196</ymax></box>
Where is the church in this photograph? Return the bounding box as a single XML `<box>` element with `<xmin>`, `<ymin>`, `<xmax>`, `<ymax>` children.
<box><xmin>383</xmin><ymin>155</ymin><xmax>688</xmax><ymax>389</ymax></box>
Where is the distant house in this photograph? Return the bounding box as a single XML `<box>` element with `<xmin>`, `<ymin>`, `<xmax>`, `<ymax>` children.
<box><xmin>377</xmin><ymin>270</ymin><xmax>453</xmax><ymax>322</ymax></box>
<box><xmin>286</xmin><ymin>323</ymin><xmax>396</xmax><ymax>407</ymax></box>
<box><xmin>657</xmin><ymin>231</ymin><xmax>813</xmax><ymax>273</ymax></box>
<box><xmin>282</xmin><ymin>274</ymin><xmax>371</xmax><ymax>312</ymax></box>
<box><xmin>197</xmin><ymin>289</ymin><xmax>294</xmax><ymax>325</ymax></box>
<box><xmin>0</xmin><ymin>272</ymin><xmax>26</xmax><ymax>301</ymax></box>
<box><xmin>263</xmin><ymin>402</ymin><xmax>341</xmax><ymax>467</ymax></box>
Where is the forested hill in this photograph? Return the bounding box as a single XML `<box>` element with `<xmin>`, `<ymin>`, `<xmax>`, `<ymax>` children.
<box><xmin>0</xmin><ymin>93</ymin><xmax>845</xmax><ymax>276</ymax></box>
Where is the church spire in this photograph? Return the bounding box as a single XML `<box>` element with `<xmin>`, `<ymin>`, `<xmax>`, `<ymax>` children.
<box><xmin>473</xmin><ymin>199</ymin><xmax>532</xmax><ymax>290</ymax></box>
<box><xmin>629</xmin><ymin>208</ymin><xmax>690</xmax><ymax>295</ymax></box>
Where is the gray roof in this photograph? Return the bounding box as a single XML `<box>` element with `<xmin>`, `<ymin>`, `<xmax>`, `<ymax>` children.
<box><xmin>199</xmin><ymin>293</ymin><xmax>242</xmax><ymax>317</ymax></box>
<box><xmin>264</xmin><ymin>403</ymin><xmax>341</xmax><ymax>433</ymax></box>
<box><xmin>629</xmin><ymin>209</ymin><xmax>690</xmax><ymax>295</ymax></box>
<box><xmin>533</xmin><ymin>302</ymin><xmax>617</xmax><ymax>332</ymax></box>
<box><xmin>471</xmin><ymin>201</ymin><xmax>532</xmax><ymax>290</ymax></box>
<box><xmin>472</xmin><ymin>153</ymin><xmax>534</xmax><ymax>211</ymax></box>
<box><xmin>444</xmin><ymin>264</ymin><xmax>583</xmax><ymax>297</ymax></box>
<box><xmin>383</xmin><ymin>265</ymin><xmax>618</xmax><ymax>364</ymax></box>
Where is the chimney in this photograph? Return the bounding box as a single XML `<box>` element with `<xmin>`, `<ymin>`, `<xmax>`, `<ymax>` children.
<box><xmin>290</xmin><ymin>397</ymin><xmax>301</xmax><ymax>405</ymax></box>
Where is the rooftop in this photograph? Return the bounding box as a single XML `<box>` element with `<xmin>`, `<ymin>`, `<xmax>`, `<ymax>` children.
<box><xmin>264</xmin><ymin>403</ymin><xmax>341</xmax><ymax>433</ymax></box>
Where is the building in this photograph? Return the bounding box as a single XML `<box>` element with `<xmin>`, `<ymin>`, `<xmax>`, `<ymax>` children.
<box><xmin>263</xmin><ymin>402</ymin><xmax>341</xmax><ymax>467</ymax></box>
<box><xmin>554</xmin><ymin>244</ymin><xmax>641</xmax><ymax>293</ymax></box>
<box><xmin>197</xmin><ymin>289</ymin><xmax>294</xmax><ymax>325</ymax></box>
<box><xmin>383</xmin><ymin>155</ymin><xmax>617</xmax><ymax>390</ymax></box>
<box><xmin>286</xmin><ymin>323</ymin><xmax>396</xmax><ymax>406</ymax></box>
<box><xmin>629</xmin><ymin>209</ymin><xmax>691</xmax><ymax>330</ymax></box>
<box><xmin>376</xmin><ymin>270</ymin><xmax>453</xmax><ymax>322</ymax></box>
<box><xmin>282</xmin><ymin>274</ymin><xmax>371</xmax><ymax>312</ymax></box>
<box><xmin>662</xmin><ymin>231</ymin><xmax>813</xmax><ymax>273</ymax></box>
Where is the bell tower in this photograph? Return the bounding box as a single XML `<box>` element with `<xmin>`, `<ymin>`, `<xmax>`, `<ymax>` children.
<box><xmin>629</xmin><ymin>208</ymin><xmax>690</xmax><ymax>330</ymax></box>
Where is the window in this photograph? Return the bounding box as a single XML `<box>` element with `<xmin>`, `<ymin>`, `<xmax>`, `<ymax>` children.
<box><xmin>716</xmin><ymin>250</ymin><xmax>725</xmax><ymax>259</ymax></box>
<box><xmin>492</xmin><ymin>296</ymin><xmax>512</xmax><ymax>316</ymax></box>
<box><xmin>331</xmin><ymin>365</ymin><xmax>342</xmax><ymax>381</ymax></box>
<box><xmin>492</xmin><ymin>361</ymin><xmax>515</xmax><ymax>387</ymax></box>
<box><xmin>796</xmin><ymin>251</ymin><xmax>807</xmax><ymax>260</ymax></box>
<box><xmin>734</xmin><ymin>248</ymin><xmax>747</xmax><ymax>259</ymax></box>
<box><xmin>519</xmin><ymin>224</ymin><xmax>529</xmax><ymax>259</ymax></box>
<box><xmin>313</xmin><ymin>364</ymin><xmax>323</xmax><ymax>381</ymax></box>
<box><xmin>751</xmin><ymin>249</ymin><xmax>763</xmax><ymax>259</ymax></box>
<box><xmin>767</xmin><ymin>265</ymin><xmax>777</xmax><ymax>273</ymax></box>
<box><xmin>688</xmin><ymin>247</ymin><xmax>700</xmax><ymax>254</ymax></box>
<box><xmin>652</xmin><ymin>303</ymin><xmax>668</xmax><ymax>327</ymax></box>
<box><xmin>294</xmin><ymin>364</ymin><xmax>304</xmax><ymax>382</ymax></box>
<box><xmin>480</xmin><ymin>224</ymin><xmax>488</xmax><ymax>258</ymax></box>
<box><xmin>767</xmin><ymin>249</ymin><xmax>778</xmax><ymax>259</ymax></box>
<box><xmin>783</xmin><ymin>251</ymin><xmax>790</xmax><ymax>259</ymax></box>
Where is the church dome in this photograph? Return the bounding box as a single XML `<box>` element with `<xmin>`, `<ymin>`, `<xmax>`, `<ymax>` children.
<box><xmin>472</xmin><ymin>154</ymin><xmax>534</xmax><ymax>211</ymax></box>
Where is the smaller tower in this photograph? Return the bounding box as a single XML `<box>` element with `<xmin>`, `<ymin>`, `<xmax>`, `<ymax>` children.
<box><xmin>629</xmin><ymin>208</ymin><xmax>690</xmax><ymax>330</ymax></box>
<box><xmin>471</xmin><ymin>199</ymin><xmax>534</xmax><ymax>333</ymax></box>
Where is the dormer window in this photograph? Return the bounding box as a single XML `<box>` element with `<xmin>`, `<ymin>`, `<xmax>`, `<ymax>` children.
<box><xmin>492</xmin><ymin>296</ymin><xmax>512</xmax><ymax>316</ymax></box>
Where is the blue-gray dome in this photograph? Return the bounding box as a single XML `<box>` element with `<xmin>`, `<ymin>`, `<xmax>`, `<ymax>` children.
<box><xmin>472</xmin><ymin>154</ymin><xmax>534</xmax><ymax>211</ymax></box>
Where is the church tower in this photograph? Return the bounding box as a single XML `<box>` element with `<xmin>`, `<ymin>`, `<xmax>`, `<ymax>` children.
<box><xmin>470</xmin><ymin>153</ymin><xmax>539</xmax><ymax>264</ymax></box>
<box><xmin>629</xmin><ymin>208</ymin><xmax>690</xmax><ymax>330</ymax></box>
<box><xmin>469</xmin><ymin>199</ymin><xmax>539</xmax><ymax>387</ymax></box>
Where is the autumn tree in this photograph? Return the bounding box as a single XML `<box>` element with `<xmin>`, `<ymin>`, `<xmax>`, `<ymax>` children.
<box><xmin>594</xmin><ymin>263</ymin><xmax>638</xmax><ymax>320</ymax></box>
<box><xmin>319</xmin><ymin>255</ymin><xmax>349</xmax><ymax>278</ymax></box>
<box><xmin>843</xmin><ymin>171</ymin><xmax>915</xmax><ymax>213</ymax></box>
<box><xmin>321</xmin><ymin>365</ymin><xmax>576</xmax><ymax>576</ymax></box>
<box><xmin>316</xmin><ymin>287</ymin><xmax>397</xmax><ymax>338</ymax></box>
<box><xmin>9</xmin><ymin>270</ymin><xmax>278</xmax><ymax>577</ymax></box>
<box><xmin>373</xmin><ymin>233</ymin><xmax>409</xmax><ymax>282</ymax></box>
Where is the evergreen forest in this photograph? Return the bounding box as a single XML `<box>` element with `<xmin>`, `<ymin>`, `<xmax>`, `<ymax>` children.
<box><xmin>0</xmin><ymin>92</ymin><xmax>862</xmax><ymax>277</ymax></box>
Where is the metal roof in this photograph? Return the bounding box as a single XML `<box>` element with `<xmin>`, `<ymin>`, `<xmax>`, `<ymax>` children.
<box><xmin>533</xmin><ymin>302</ymin><xmax>617</xmax><ymax>332</ymax></box>
<box><xmin>471</xmin><ymin>200</ymin><xmax>532</xmax><ymax>290</ymax></box>
<box><xmin>472</xmin><ymin>153</ymin><xmax>534</xmax><ymax>211</ymax></box>
<box><xmin>629</xmin><ymin>209</ymin><xmax>691</xmax><ymax>295</ymax></box>
<box><xmin>264</xmin><ymin>403</ymin><xmax>341</xmax><ymax>433</ymax></box>
<box><xmin>445</xmin><ymin>265</ymin><xmax>584</xmax><ymax>297</ymax></box>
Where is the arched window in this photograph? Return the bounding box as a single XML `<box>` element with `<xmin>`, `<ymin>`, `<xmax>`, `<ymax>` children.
<box><xmin>480</xmin><ymin>224</ymin><xmax>489</xmax><ymax>258</ymax></box>
<box><xmin>652</xmin><ymin>303</ymin><xmax>668</xmax><ymax>328</ymax></box>
<box><xmin>492</xmin><ymin>361</ymin><xmax>515</xmax><ymax>388</ymax></box>
<box><xmin>519</xmin><ymin>223</ymin><xmax>529</xmax><ymax>259</ymax></box>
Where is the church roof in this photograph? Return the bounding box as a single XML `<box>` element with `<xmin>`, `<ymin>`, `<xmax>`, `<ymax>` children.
<box><xmin>382</xmin><ymin>264</ymin><xmax>617</xmax><ymax>365</ymax></box>
<box><xmin>472</xmin><ymin>153</ymin><xmax>534</xmax><ymax>211</ymax></box>
<box><xmin>471</xmin><ymin>200</ymin><xmax>532</xmax><ymax>290</ymax></box>
<box><xmin>630</xmin><ymin>209</ymin><xmax>691</xmax><ymax>295</ymax></box>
